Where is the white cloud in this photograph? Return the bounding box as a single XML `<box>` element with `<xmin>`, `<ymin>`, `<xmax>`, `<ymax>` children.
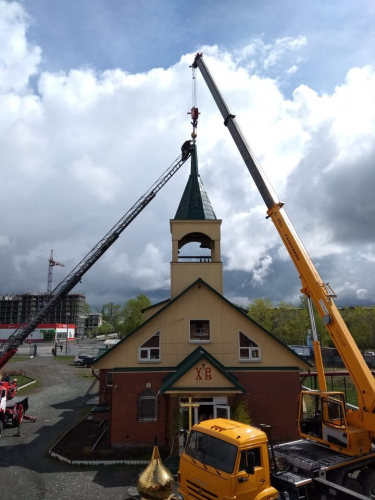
<box><xmin>1</xmin><ymin>2</ymin><xmax>375</xmax><ymax>309</ymax></box>
<box><xmin>356</xmin><ymin>289</ymin><xmax>368</xmax><ymax>300</ymax></box>
<box><xmin>0</xmin><ymin>1</ymin><xmax>41</xmax><ymax>92</ymax></box>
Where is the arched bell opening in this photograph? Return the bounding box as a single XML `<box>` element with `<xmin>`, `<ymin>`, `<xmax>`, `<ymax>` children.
<box><xmin>178</xmin><ymin>232</ymin><xmax>213</xmax><ymax>263</ymax></box>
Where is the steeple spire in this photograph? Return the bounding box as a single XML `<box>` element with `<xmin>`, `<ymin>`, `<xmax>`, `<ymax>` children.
<box><xmin>174</xmin><ymin>142</ymin><xmax>216</xmax><ymax>220</ymax></box>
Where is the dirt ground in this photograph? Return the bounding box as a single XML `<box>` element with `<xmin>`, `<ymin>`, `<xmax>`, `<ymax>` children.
<box><xmin>50</xmin><ymin>418</ymin><xmax>159</xmax><ymax>462</ymax></box>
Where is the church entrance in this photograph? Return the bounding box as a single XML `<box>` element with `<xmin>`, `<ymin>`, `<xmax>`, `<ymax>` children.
<box><xmin>179</xmin><ymin>396</ymin><xmax>230</xmax><ymax>428</ymax></box>
<box><xmin>178</xmin><ymin>396</ymin><xmax>230</xmax><ymax>453</ymax></box>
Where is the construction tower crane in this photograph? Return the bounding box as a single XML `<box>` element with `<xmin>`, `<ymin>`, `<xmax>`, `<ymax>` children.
<box><xmin>47</xmin><ymin>250</ymin><xmax>64</xmax><ymax>294</ymax></box>
<box><xmin>0</xmin><ymin>142</ymin><xmax>193</xmax><ymax>369</ymax></box>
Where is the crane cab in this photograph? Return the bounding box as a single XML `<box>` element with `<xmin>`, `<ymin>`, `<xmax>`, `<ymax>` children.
<box><xmin>298</xmin><ymin>390</ymin><xmax>371</xmax><ymax>456</ymax></box>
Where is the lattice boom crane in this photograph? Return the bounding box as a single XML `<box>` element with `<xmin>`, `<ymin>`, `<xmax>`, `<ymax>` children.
<box><xmin>0</xmin><ymin>142</ymin><xmax>193</xmax><ymax>369</ymax></box>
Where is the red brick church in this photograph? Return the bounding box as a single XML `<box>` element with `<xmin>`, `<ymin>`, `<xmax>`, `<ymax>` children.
<box><xmin>93</xmin><ymin>139</ymin><xmax>309</xmax><ymax>449</ymax></box>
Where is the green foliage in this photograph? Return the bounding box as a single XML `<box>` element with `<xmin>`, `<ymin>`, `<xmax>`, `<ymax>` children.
<box><xmin>247</xmin><ymin>298</ymin><xmax>274</xmax><ymax>331</ymax></box>
<box><xmin>231</xmin><ymin>397</ymin><xmax>252</xmax><ymax>425</ymax></box>
<box><xmin>246</xmin><ymin>297</ymin><xmax>375</xmax><ymax>349</ymax></box>
<box><xmin>91</xmin><ymin>295</ymin><xmax>152</xmax><ymax>338</ymax></box>
<box><xmin>119</xmin><ymin>294</ymin><xmax>151</xmax><ymax>337</ymax></box>
<box><xmin>340</xmin><ymin>306</ymin><xmax>375</xmax><ymax>350</ymax></box>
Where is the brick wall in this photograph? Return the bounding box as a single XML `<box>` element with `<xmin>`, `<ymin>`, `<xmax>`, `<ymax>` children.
<box><xmin>232</xmin><ymin>370</ymin><xmax>301</xmax><ymax>441</ymax></box>
<box><xmin>106</xmin><ymin>369</ymin><xmax>301</xmax><ymax>447</ymax></box>
<box><xmin>110</xmin><ymin>371</ymin><xmax>168</xmax><ymax>447</ymax></box>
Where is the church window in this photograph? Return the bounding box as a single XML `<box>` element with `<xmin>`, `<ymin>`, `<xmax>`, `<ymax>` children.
<box><xmin>239</xmin><ymin>331</ymin><xmax>261</xmax><ymax>361</ymax></box>
<box><xmin>106</xmin><ymin>371</ymin><xmax>113</xmax><ymax>387</ymax></box>
<box><xmin>139</xmin><ymin>332</ymin><xmax>160</xmax><ymax>362</ymax></box>
<box><xmin>138</xmin><ymin>389</ymin><xmax>158</xmax><ymax>422</ymax></box>
<box><xmin>190</xmin><ymin>320</ymin><xmax>210</xmax><ymax>342</ymax></box>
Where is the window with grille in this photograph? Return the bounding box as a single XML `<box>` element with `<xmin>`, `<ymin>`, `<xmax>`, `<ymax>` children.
<box><xmin>139</xmin><ymin>332</ymin><xmax>160</xmax><ymax>362</ymax></box>
<box><xmin>138</xmin><ymin>389</ymin><xmax>157</xmax><ymax>422</ymax></box>
<box><xmin>239</xmin><ymin>331</ymin><xmax>261</xmax><ymax>361</ymax></box>
<box><xmin>190</xmin><ymin>320</ymin><xmax>210</xmax><ymax>342</ymax></box>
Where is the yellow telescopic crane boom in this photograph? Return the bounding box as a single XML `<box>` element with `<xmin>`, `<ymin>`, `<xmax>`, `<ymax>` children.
<box><xmin>192</xmin><ymin>52</ymin><xmax>375</xmax><ymax>455</ymax></box>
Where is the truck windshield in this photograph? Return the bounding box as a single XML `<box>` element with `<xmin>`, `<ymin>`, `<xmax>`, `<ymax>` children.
<box><xmin>185</xmin><ymin>430</ymin><xmax>238</xmax><ymax>474</ymax></box>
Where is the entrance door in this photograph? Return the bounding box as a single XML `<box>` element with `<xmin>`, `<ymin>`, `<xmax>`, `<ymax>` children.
<box><xmin>214</xmin><ymin>405</ymin><xmax>230</xmax><ymax>419</ymax></box>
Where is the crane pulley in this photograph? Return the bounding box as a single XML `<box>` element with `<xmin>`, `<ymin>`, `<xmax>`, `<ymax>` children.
<box><xmin>189</xmin><ymin>63</ymin><xmax>199</xmax><ymax>139</ymax></box>
<box><xmin>0</xmin><ymin>142</ymin><xmax>194</xmax><ymax>369</ymax></box>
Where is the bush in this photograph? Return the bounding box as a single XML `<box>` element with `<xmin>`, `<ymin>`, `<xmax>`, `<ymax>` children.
<box><xmin>231</xmin><ymin>397</ymin><xmax>252</xmax><ymax>425</ymax></box>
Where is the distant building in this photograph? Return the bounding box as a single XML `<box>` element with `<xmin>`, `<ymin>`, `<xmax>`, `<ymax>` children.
<box><xmin>85</xmin><ymin>313</ymin><xmax>103</xmax><ymax>335</ymax></box>
<box><xmin>0</xmin><ymin>323</ymin><xmax>75</xmax><ymax>343</ymax></box>
<box><xmin>0</xmin><ymin>293</ymin><xmax>86</xmax><ymax>338</ymax></box>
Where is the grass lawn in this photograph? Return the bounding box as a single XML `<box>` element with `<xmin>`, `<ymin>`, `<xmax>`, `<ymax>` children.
<box><xmin>302</xmin><ymin>370</ymin><xmax>358</xmax><ymax>407</ymax></box>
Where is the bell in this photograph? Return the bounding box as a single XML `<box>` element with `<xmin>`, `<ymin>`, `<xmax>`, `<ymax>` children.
<box><xmin>199</xmin><ymin>239</ymin><xmax>212</xmax><ymax>249</ymax></box>
<box><xmin>136</xmin><ymin>446</ymin><xmax>175</xmax><ymax>500</ymax></box>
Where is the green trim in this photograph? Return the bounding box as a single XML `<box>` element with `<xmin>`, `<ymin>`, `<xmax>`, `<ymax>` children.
<box><xmin>227</xmin><ymin>366</ymin><xmax>301</xmax><ymax>372</ymax></box>
<box><xmin>141</xmin><ymin>298</ymin><xmax>170</xmax><ymax>313</ymax></box>
<box><xmin>164</xmin><ymin>387</ymin><xmax>242</xmax><ymax>392</ymax></box>
<box><xmin>112</xmin><ymin>367</ymin><xmax>175</xmax><ymax>373</ymax></box>
<box><xmin>109</xmin><ymin>365</ymin><xmax>300</xmax><ymax>373</ymax></box>
<box><xmin>159</xmin><ymin>346</ymin><xmax>247</xmax><ymax>394</ymax></box>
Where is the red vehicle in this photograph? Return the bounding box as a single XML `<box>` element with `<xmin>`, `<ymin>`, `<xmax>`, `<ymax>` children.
<box><xmin>0</xmin><ymin>377</ymin><xmax>31</xmax><ymax>436</ymax></box>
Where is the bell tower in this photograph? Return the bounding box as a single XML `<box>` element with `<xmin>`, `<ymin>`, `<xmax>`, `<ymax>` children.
<box><xmin>170</xmin><ymin>141</ymin><xmax>223</xmax><ymax>298</ymax></box>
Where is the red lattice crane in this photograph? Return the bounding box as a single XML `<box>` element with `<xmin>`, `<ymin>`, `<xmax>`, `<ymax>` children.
<box><xmin>47</xmin><ymin>250</ymin><xmax>64</xmax><ymax>294</ymax></box>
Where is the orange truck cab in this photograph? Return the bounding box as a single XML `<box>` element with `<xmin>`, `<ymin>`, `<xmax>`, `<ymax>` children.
<box><xmin>178</xmin><ymin>418</ymin><xmax>279</xmax><ymax>500</ymax></box>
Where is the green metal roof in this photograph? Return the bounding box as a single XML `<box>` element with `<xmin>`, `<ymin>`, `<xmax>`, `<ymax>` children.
<box><xmin>174</xmin><ymin>142</ymin><xmax>217</xmax><ymax>220</ymax></box>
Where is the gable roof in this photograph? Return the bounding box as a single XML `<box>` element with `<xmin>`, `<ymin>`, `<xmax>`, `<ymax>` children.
<box><xmin>94</xmin><ymin>277</ymin><xmax>311</xmax><ymax>368</ymax></box>
<box><xmin>159</xmin><ymin>346</ymin><xmax>246</xmax><ymax>394</ymax></box>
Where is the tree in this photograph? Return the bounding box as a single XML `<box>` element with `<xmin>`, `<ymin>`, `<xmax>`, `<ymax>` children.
<box><xmin>247</xmin><ymin>298</ymin><xmax>274</xmax><ymax>332</ymax></box>
<box><xmin>101</xmin><ymin>302</ymin><xmax>123</xmax><ymax>332</ymax></box>
<box><xmin>118</xmin><ymin>294</ymin><xmax>151</xmax><ymax>337</ymax></box>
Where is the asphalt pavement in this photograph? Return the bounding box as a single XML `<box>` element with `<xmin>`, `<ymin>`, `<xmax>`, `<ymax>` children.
<box><xmin>0</xmin><ymin>344</ymin><xmax>143</xmax><ymax>500</ymax></box>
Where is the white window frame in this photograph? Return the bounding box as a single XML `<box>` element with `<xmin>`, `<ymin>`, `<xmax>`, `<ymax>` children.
<box><xmin>239</xmin><ymin>331</ymin><xmax>261</xmax><ymax>362</ymax></box>
<box><xmin>189</xmin><ymin>319</ymin><xmax>211</xmax><ymax>343</ymax></box>
<box><xmin>214</xmin><ymin>405</ymin><xmax>230</xmax><ymax>419</ymax></box>
<box><xmin>139</xmin><ymin>331</ymin><xmax>160</xmax><ymax>362</ymax></box>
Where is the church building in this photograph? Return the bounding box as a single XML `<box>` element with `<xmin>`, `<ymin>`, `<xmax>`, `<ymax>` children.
<box><xmin>93</xmin><ymin>139</ymin><xmax>310</xmax><ymax>450</ymax></box>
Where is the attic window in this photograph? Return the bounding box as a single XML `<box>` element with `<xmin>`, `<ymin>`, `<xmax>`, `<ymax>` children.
<box><xmin>239</xmin><ymin>331</ymin><xmax>261</xmax><ymax>361</ymax></box>
<box><xmin>139</xmin><ymin>332</ymin><xmax>160</xmax><ymax>362</ymax></box>
<box><xmin>190</xmin><ymin>320</ymin><xmax>210</xmax><ymax>342</ymax></box>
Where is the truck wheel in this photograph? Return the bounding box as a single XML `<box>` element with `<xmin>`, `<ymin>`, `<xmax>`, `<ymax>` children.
<box><xmin>359</xmin><ymin>467</ymin><xmax>375</xmax><ymax>497</ymax></box>
<box><xmin>342</xmin><ymin>476</ymin><xmax>364</xmax><ymax>494</ymax></box>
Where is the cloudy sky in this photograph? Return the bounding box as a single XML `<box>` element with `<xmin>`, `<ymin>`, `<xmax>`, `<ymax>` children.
<box><xmin>1</xmin><ymin>0</ymin><xmax>375</xmax><ymax>311</ymax></box>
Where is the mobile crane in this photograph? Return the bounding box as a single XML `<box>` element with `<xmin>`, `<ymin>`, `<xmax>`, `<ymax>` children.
<box><xmin>0</xmin><ymin>142</ymin><xmax>193</xmax><ymax>371</ymax></box>
<box><xmin>178</xmin><ymin>53</ymin><xmax>375</xmax><ymax>498</ymax></box>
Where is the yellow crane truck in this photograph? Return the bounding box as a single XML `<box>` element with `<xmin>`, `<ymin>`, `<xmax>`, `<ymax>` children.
<box><xmin>177</xmin><ymin>54</ymin><xmax>375</xmax><ymax>499</ymax></box>
<box><xmin>178</xmin><ymin>418</ymin><xmax>375</xmax><ymax>499</ymax></box>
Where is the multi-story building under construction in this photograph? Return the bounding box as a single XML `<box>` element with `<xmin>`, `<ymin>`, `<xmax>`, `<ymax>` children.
<box><xmin>0</xmin><ymin>293</ymin><xmax>86</xmax><ymax>338</ymax></box>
